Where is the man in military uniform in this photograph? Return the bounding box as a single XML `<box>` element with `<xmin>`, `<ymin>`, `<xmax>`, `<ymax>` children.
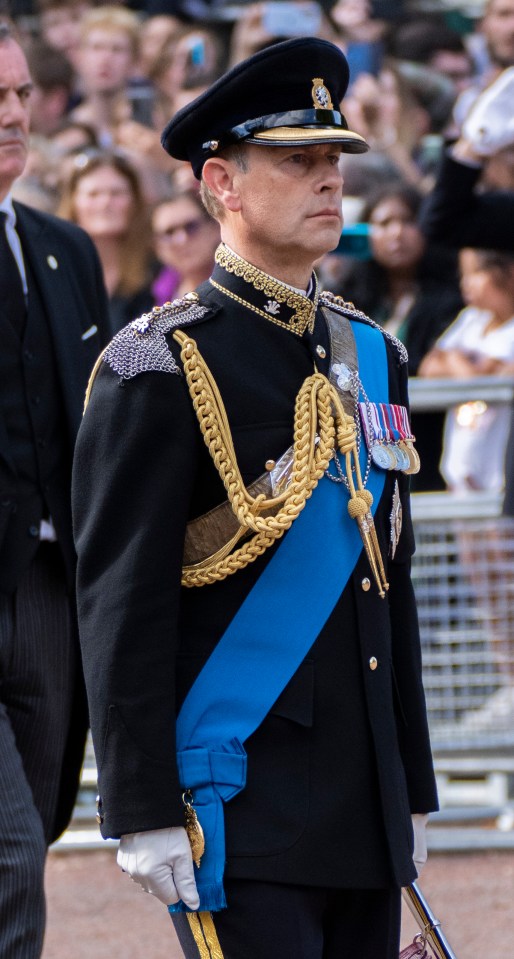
<box><xmin>73</xmin><ymin>38</ymin><xmax>438</xmax><ymax>959</ymax></box>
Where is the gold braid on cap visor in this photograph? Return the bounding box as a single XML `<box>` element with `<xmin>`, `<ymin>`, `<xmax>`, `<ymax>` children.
<box><xmin>202</xmin><ymin>108</ymin><xmax>369</xmax><ymax>154</ymax></box>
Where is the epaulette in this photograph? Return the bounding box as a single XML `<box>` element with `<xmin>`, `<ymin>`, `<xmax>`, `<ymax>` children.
<box><xmin>103</xmin><ymin>292</ymin><xmax>210</xmax><ymax>380</ymax></box>
<box><xmin>320</xmin><ymin>291</ymin><xmax>409</xmax><ymax>365</ymax></box>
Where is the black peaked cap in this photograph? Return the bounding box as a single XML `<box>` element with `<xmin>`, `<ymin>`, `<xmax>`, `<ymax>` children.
<box><xmin>161</xmin><ymin>37</ymin><xmax>369</xmax><ymax>179</ymax></box>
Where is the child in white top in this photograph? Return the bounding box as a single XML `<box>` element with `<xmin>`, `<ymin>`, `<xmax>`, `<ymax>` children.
<box><xmin>419</xmin><ymin>248</ymin><xmax>514</xmax><ymax>492</ymax></box>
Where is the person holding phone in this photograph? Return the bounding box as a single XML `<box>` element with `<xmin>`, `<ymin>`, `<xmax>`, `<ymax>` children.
<box><xmin>73</xmin><ymin>38</ymin><xmax>438</xmax><ymax>959</ymax></box>
<box><xmin>228</xmin><ymin>1</ymin><xmax>332</xmax><ymax>66</ymax></box>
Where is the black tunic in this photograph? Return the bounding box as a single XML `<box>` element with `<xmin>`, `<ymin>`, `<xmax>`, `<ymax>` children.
<box><xmin>72</xmin><ymin>259</ymin><xmax>438</xmax><ymax>891</ymax></box>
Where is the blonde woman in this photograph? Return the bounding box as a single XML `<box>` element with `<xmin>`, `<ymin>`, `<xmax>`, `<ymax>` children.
<box><xmin>58</xmin><ymin>149</ymin><xmax>154</xmax><ymax>332</ymax></box>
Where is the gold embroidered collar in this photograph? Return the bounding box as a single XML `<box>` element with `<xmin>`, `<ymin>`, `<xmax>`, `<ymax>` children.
<box><xmin>210</xmin><ymin>243</ymin><xmax>318</xmax><ymax>336</ymax></box>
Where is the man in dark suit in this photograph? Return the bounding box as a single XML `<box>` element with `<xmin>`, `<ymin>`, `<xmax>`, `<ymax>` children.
<box><xmin>0</xmin><ymin>22</ymin><xmax>110</xmax><ymax>958</ymax></box>
<box><xmin>73</xmin><ymin>39</ymin><xmax>438</xmax><ymax>959</ymax></box>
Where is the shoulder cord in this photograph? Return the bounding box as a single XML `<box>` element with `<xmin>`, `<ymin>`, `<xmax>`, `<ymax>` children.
<box><xmin>83</xmin><ymin>347</ymin><xmax>107</xmax><ymax>414</ymax></box>
<box><xmin>174</xmin><ymin>331</ymin><xmax>387</xmax><ymax>594</ymax></box>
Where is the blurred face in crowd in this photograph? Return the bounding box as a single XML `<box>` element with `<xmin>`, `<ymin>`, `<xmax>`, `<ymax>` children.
<box><xmin>152</xmin><ymin>195</ymin><xmax>220</xmax><ymax>277</ymax></box>
<box><xmin>482</xmin><ymin>0</ymin><xmax>514</xmax><ymax>68</ymax></box>
<box><xmin>429</xmin><ymin>50</ymin><xmax>475</xmax><ymax>93</ymax></box>
<box><xmin>344</xmin><ymin>67</ymin><xmax>428</xmax><ymax>151</ymax></box>
<box><xmin>51</xmin><ymin>123</ymin><xmax>96</xmax><ymax>155</ymax></box>
<box><xmin>28</xmin><ymin>83</ymin><xmax>69</xmax><ymax>137</ymax></box>
<box><xmin>459</xmin><ymin>248</ymin><xmax>514</xmax><ymax>314</ymax></box>
<box><xmin>153</xmin><ymin>31</ymin><xmax>219</xmax><ymax>102</ymax></box>
<box><xmin>369</xmin><ymin>196</ymin><xmax>426</xmax><ymax>273</ymax></box>
<box><xmin>78</xmin><ymin>28</ymin><xmax>135</xmax><ymax>96</ymax></box>
<box><xmin>40</xmin><ymin>2</ymin><xmax>89</xmax><ymax>68</ymax></box>
<box><xmin>71</xmin><ymin>163</ymin><xmax>134</xmax><ymax>239</ymax></box>
<box><xmin>0</xmin><ymin>39</ymin><xmax>32</xmax><ymax>200</ymax></box>
<box><xmin>330</xmin><ymin>0</ymin><xmax>372</xmax><ymax>33</ymax></box>
<box><xmin>139</xmin><ymin>15</ymin><xmax>181</xmax><ymax>74</ymax></box>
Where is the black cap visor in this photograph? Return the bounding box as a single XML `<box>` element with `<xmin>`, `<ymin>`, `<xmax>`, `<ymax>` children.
<box><xmin>202</xmin><ymin>107</ymin><xmax>369</xmax><ymax>157</ymax></box>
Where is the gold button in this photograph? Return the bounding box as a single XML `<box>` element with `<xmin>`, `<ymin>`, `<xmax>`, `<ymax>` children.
<box><xmin>361</xmin><ymin>577</ymin><xmax>371</xmax><ymax>591</ymax></box>
<box><xmin>369</xmin><ymin>656</ymin><xmax>378</xmax><ymax>671</ymax></box>
<box><xmin>265</xmin><ymin>459</ymin><xmax>276</xmax><ymax>471</ymax></box>
<box><xmin>316</xmin><ymin>344</ymin><xmax>327</xmax><ymax>358</ymax></box>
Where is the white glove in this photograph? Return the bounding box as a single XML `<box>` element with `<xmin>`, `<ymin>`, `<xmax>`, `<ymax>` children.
<box><xmin>411</xmin><ymin>813</ymin><xmax>429</xmax><ymax>875</ymax></box>
<box><xmin>117</xmin><ymin>826</ymin><xmax>200</xmax><ymax>909</ymax></box>
<box><xmin>463</xmin><ymin>67</ymin><xmax>514</xmax><ymax>156</ymax></box>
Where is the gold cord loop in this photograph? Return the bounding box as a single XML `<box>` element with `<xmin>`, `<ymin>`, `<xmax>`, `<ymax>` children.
<box><xmin>175</xmin><ymin>331</ymin><xmax>388</xmax><ymax>595</ymax></box>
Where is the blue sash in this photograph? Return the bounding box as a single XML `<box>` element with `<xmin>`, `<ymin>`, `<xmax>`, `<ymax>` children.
<box><xmin>169</xmin><ymin>320</ymin><xmax>388</xmax><ymax>915</ymax></box>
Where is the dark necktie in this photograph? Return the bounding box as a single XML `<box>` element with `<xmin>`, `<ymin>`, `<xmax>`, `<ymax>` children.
<box><xmin>0</xmin><ymin>211</ymin><xmax>26</xmax><ymax>338</ymax></box>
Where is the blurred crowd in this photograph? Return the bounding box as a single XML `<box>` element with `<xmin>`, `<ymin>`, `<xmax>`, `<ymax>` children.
<box><xmin>4</xmin><ymin>0</ymin><xmax>514</xmax><ymax>492</ymax></box>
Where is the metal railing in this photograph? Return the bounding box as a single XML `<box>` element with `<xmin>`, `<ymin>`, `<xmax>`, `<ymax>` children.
<box><xmin>408</xmin><ymin>376</ymin><xmax>514</xmax><ymax>837</ymax></box>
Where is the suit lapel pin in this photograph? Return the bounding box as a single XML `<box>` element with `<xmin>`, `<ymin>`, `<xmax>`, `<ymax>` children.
<box><xmin>47</xmin><ymin>255</ymin><xmax>58</xmax><ymax>270</ymax></box>
<box><xmin>81</xmin><ymin>325</ymin><xmax>98</xmax><ymax>341</ymax></box>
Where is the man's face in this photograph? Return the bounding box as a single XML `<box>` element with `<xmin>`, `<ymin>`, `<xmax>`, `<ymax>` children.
<box><xmin>482</xmin><ymin>0</ymin><xmax>514</xmax><ymax>68</ymax></box>
<box><xmin>78</xmin><ymin>28</ymin><xmax>134</xmax><ymax>96</ymax></box>
<box><xmin>428</xmin><ymin>50</ymin><xmax>475</xmax><ymax>93</ymax></box>
<box><xmin>41</xmin><ymin>3</ymin><xmax>89</xmax><ymax>67</ymax></box>
<box><xmin>0</xmin><ymin>40</ymin><xmax>32</xmax><ymax>200</ymax></box>
<box><xmin>227</xmin><ymin>143</ymin><xmax>344</xmax><ymax>278</ymax></box>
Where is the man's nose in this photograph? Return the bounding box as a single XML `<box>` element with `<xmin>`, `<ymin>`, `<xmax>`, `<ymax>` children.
<box><xmin>1</xmin><ymin>92</ymin><xmax>26</xmax><ymax>126</ymax></box>
<box><xmin>319</xmin><ymin>164</ymin><xmax>343</xmax><ymax>191</ymax></box>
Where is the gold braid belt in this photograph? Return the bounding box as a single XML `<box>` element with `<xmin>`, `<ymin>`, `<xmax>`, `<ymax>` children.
<box><xmin>175</xmin><ymin>331</ymin><xmax>388</xmax><ymax>596</ymax></box>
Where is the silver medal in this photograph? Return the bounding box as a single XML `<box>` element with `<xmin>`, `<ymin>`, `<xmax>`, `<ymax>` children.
<box><xmin>394</xmin><ymin>444</ymin><xmax>410</xmax><ymax>471</ymax></box>
<box><xmin>372</xmin><ymin>443</ymin><xmax>393</xmax><ymax>469</ymax></box>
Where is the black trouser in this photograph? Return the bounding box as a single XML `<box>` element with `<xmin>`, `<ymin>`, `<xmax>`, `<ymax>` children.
<box><xmin>173</xmin><ymin>879</ymin><xmax>402</xmax><ymax>959</ymax></box>
<box><xmin>0</xmin><ymin>544</ymin><xmax>76</xmax><ymax>958</ymax></box>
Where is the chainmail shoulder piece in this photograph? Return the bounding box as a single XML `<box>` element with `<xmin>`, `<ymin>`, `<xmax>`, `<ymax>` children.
<box><xmin>320</xmin><ymin>291</ymin><xmax>409</xmax><ymax>366</ymax></box>
<box><xmin>103</xmin><ymin>293</ymin><xmax>210</xmax><ymax>380</ymax></box>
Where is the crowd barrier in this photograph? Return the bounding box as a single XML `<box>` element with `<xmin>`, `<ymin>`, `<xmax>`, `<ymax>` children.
<box><xmin>409</xmin><ymin>376</ymin><xmax>514</xmax><ymax>839</ymax></box>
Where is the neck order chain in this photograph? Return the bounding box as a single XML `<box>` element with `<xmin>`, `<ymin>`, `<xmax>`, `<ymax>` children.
<box><xmin>175</xmin><ymin>330</ymin><xmax>389</xmax><ymax>597</ymax></box>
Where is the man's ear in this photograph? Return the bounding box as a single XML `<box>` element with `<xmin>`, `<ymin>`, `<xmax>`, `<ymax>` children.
<box><xmin>202</xmin><ymin>157</ymin><xmax>243</xmax><ymax>213</ymax></box>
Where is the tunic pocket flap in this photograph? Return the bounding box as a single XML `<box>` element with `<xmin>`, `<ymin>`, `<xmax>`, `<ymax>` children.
<box><xmin>269</xmin><ymin>659</ymin><xmax>314</xmax><ymax>727</ymax></box>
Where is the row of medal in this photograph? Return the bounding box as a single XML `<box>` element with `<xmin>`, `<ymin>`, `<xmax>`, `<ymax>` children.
<box><xmin>359</xmin><ymin>402</ymin><xmax>420</xmax><ymax>475</ymax></box>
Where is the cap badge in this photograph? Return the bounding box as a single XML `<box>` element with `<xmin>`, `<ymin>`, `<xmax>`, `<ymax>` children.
<box><xmin>311</xmin><ymin>78</ymin><xmax>334</xmax><ymax>110</ymax></box>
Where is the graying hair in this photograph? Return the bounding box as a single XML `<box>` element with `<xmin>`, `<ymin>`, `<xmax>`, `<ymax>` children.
<box><xmin>200</xmin><ymin>142</ymin><xmax>249</xmax><ymax>221</ymax></box>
